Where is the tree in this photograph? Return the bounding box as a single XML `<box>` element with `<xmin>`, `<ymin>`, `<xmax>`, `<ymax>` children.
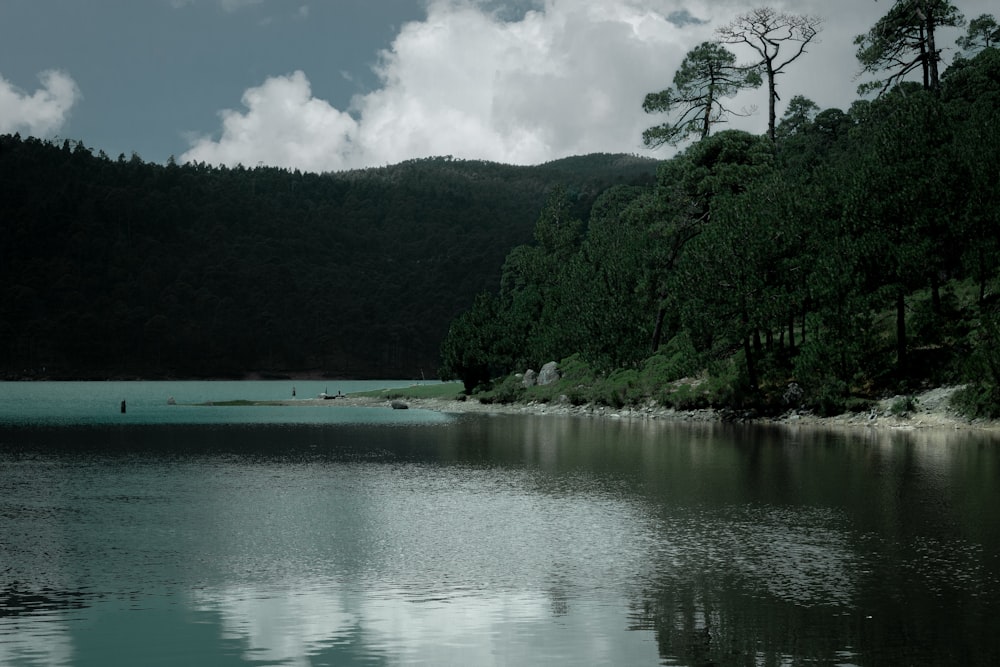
<box><xmin>942</xmin><ymin>48</ymin><xmax>1000</xmax><ymax>303</ymax></box>
<box><xmin>774</xmin><ymin>95</ymin><xmax>820</xmax><ymax>140</ymax></box>
<box><xmin>667</xmin><ymin>131</ymin><xmax>775</xmax><ymax>390</ymax></box>
<box><xmin>716</xmin><ymin>8</ymin><xmax>822</xmax><ymax>143</ymax></box>
<box><xmin>854</xmin><ymin>0</ymin><xmax>965</xmax><ymax>96</ymax></box>
<box><xmin>957</xmin><ymin>13</ymin><xmax>1000</xmax><ymax>53</ymax></box>
<box><xmin>642</xmin><ymin>42</ymin><xmax>761</xmax><ymax>147</ymax></box>
<box><xmin>438</xmin><ymin>292</ymin><xmax>507</xmax><ymax>393</ymax></box>
<box><xmin>843</xmin><ymin>84</ymin><xmax>958</xmax><ymax>373</ymax></box>
<box><xmin>494</xmin><ymin>187</ymin><xmax>586</xmax><ymax>369</ymax></box>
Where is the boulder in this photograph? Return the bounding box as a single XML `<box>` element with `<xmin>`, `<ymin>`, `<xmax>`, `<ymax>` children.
<box><xmin>522</xmin><ymin>369</ymin><xmax>538</xmax><ymax>387</ymax></box>
<box><xmin>538</xmin><ymin>361</ymin><xmax>560</xmax><ymax>386</ymax></box>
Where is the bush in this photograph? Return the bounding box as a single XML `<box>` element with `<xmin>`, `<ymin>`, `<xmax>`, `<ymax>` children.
<box><xmin>591</xmin><ymin>368</ymin><xmax>642</xmax><ymax>408</ymax></box>
<box><xmin>951</xmin><ymin>384</ymin><xmax>1000</xmax><ymax>419</ymax></box>
<box><xmin>477</xmin><ymin>374</ymin><xmax>525</xmax><ymax>404</ymax></box>
<box><xmin>663</xmin><ymin>382</ymin><xmax>708</xmax><ymax>410</ymax></box>
<box><xmin>641</xmin><ymin>333</ymin><xmax>702</xmax><ymax>387</ymax></box>
<box><xmin>558</xmin><ymin>354</ymin><xmax>596</xmax><ymax>384</ymax></box>
<box><xmin>888</xmin><ymin>395</ymin><xmax>918</xmax><ymax>417</ymax></box>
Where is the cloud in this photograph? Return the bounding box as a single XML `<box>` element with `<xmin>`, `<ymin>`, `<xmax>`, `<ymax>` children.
<box><xmin>0</xmin><ymin>70</ymin><xmax>81</xmax><ymax>137</ymax></box>
<box><xmin>182</xmin><ymin>0</ymin><xmax>901</xmax><ymax>172</ymax></box>
<box><xmin>183</xmin><ymin>0</ymin><xmax>705</xmax><ymax>171</ymax></box>
<box><xmin>183</xmin><ymin>70</ymin><xmax>359</xmax><ymax>172</ymax></box>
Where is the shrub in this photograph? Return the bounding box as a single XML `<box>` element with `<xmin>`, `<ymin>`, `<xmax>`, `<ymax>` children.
<box><xmin>641</xmin><ymin>333</ymin><xmax>701</xmax><ymax>388</ymax></box>
<box><xmin>592</xmin><ymin>368</ymin><xmax>642</xmax><ymax>408</ymax></box>
<box><xmin>888</xmin><ymin>395</ymin><xmax>918</xmax><ymax>417</ymax></box>
<box><xmin>951</xmin><ymin>384</ymin><xmax>1000</xmax><ymax>419</ymax></box>
<box><xmin>663</xmin><ymin>382</ymin><xmax>708</xmax><ymax>410</ymax></box>
<box><xmin>478</xmin><ymin>374</ymin><xmax>525</xmax><ymax>404</ymax></box>
<box><xmin>558</xmin><ymin>354</ymin><xmax>596</xmax><ymax>384</ymax></box>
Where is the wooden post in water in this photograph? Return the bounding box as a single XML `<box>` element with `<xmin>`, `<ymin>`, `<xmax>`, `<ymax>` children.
<box><xmin>120</xmin><ymin>400</ymin><xmax>126</xmax><ymax>414</ymax></box>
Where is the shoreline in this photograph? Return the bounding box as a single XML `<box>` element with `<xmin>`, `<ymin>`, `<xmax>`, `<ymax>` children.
<box><xmin>280</xmin><ymin>385</ymin><xmax>1000</xmax><ymax>432</ymax></box>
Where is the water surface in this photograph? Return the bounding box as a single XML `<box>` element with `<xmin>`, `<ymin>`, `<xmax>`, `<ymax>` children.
<box><xmin>1</xmin><ymin>382</ymin><xmax>999</xmax><ymax>665</ymax></box>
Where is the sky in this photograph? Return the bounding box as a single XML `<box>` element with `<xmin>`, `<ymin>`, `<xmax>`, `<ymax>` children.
<box><xmin>0</xmin><ymin>0</ymin><xmax>990</xmax><ymax>173</ymax></box>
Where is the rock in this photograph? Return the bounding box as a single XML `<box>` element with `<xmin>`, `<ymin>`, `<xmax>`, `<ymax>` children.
<box><xmin>538</xmin><ymin>361</ymin><xmax>560</xmax><ymax>386</ymax></box>
<box><xmin>522</xmin><ymin>369</ymin><xmax>538</xmax><ymax>387</ymax></box>
<box><xmin>390</xmin><ymin>400</ymin><xmax>408</xmax><ymax>410</ymax></box>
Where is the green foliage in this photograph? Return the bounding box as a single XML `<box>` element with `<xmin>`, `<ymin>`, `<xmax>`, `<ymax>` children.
<box><xmin>0</xmin><ymin>136</ymin><xmax>658</xmax><ymax>380</ymax></box>
<box><xmin>640</xmin><ymin>333</ymin><xmax>701</xmax><ymax>387</ymax></box>
<box><xmin>475</xmin><ymin>374</ymin><xmax>526</xmax><ymax>405</ymax></box>
<box><xmin>950</xmin><ymin>383</ymin><xmax>1000</xmax><ymax>419</ymax></box>
<box><xmin>364</xmin><ymin>382</ymin><xmax>465</xmax><ymax>400</ymax></box>
<box><xmin>854</xmin><ymin>0</ymin><xmax>964</xmax><ymax>95</ymax></box>
<box><xmin>657</xmin><ymin>358</ymin><xmax>745</xmax><ymax>410</ymax></box>
<box><xmin>889</xmin><ymin>395</ymin><xmax>919</xmax><ymax>417</ymax></box>
<box><xmin>440</xmin><ymin>45</ymin><xmax>1000</xmax><ymax>419</ymax></box>
<box><xmin>951</xmin><ymin>301</ymin><xmax>1000</xmax><ymax>418</ymax></box>
<box><xmin>439</xmin><ymin>293</ymin><xmax>508</xmax><ymax>394</ymax></box>
<box><xmin>643</xmin><ymin>41</ymin><xmax>762</xmax><ymax>147</ymax></box>
<box><xmin>585</xmin><ymin>369</ymin><xmax>638</xmax><ymax>408</ymax></box>
<box><xmin>956</xmin><ymin>13</ymin><xmax>1000</xmax><ymax>53</ymax></box>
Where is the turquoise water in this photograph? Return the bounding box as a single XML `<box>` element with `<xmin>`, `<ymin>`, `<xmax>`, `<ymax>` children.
<box><xmin>0</xmin><ymin>380</ymin><xmax>451</xmax><ymax>426</ymax></box>
<box><xmin>2</xmin><ymin>383</ymin><xmax>1000</xmax><ymax>665</ymax></box>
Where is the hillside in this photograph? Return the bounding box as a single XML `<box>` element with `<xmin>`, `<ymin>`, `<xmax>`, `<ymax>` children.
<box><xmin>0</xmin><ymin>135</ymin><xmax>658</xmax><ymax>379</ymax></box>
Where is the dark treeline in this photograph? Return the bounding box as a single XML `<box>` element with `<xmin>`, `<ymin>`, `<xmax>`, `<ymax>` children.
<box><xmin>440</xmin><ymin>40</ymin><xmax>1000</xmax><ymax>416</ymax></box>
<box><xmin>0</xmin><ymin>138</ymin><xmax>657</xmax><ymax>379</ymax></box>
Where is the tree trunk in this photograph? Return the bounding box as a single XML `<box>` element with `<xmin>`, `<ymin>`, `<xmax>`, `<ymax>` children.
<box><xmin>931</xmin><ymin>272</ymin><xmax>941</xmax><ymax>316</ymax></box>
<box><xmin>743</xmin><ymin>335</ymin><xmax>758</xmax><ymax>391</ymax></box>
<box><xmin>979</xmin><ymin>246</ymin><xmax>987</xmax><ymax>306</ymax></box>
<box><xmin>896</xmin><ymin>288</ymin><xmax>907</xmax><ymax>371</ymax></box>
<box><xmin>702</xmin><ymin>88</ymin><xmax>712</xmax><ymax>139</ymax></box>
<box><xmin>650</xmin><ymin>306</ymin><xmax>667</xmax><ymax>353</ymax></box>
<box><xmin>767</xmin><ymin>64</ymin><xmax>777</xmax><ymax>143</ymax></box>
<box><xmin>924</xmin><ymin>1</ymin><xmax>940</xmax><ymax>91</ymax></box>
<box><xmin>742</xmin><ymin>304</ymin><xmax>759</xmax><ymax>391</ymax></box>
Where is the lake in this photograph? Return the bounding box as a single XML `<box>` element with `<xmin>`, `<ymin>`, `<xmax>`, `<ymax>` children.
<box><xmin>1</xmin><ymin>381</ymin><xmax>999</xmax><ymax>666</ymax></box>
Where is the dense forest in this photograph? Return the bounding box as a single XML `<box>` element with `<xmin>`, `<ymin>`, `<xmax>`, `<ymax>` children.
<box><xmin>440</xmin><ymin>6</ymin><xmax>1000</xmax><ymax>417</ymax></box>
<box><xmin>0</xmin><ymin>139</ymin><xmax>656</xmax><ymax>379</ymax></box>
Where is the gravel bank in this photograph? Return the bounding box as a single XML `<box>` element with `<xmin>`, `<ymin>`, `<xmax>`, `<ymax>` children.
<box><xmin>285</xmin><ymin>385</ymin><xmax>1000</xmax><ymax>431</ymax></box>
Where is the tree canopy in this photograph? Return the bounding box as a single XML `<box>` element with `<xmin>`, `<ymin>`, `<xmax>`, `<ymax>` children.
<box><xmin>445</xmin><ymin>36</ymin><xmax>1000</xmax><ymax>417</ymax></box>
<box><xmin>855</xmin><ymin>0</ymin><xmax>965</xmax><ymax>95</ymax></box>
<box><xmin>0</xmin><ymin>138</ymin><xmax>657</xmax><ymax>380</ymax></box>
<box><xmin>717</xmin><ymin>7</ymin><xmax>822</xmax><ymax>142</ymax></box>
<box><xmin>642</xmin><ymin>42</ymin><xmax>761</xmax><ymax>147</ymax></box>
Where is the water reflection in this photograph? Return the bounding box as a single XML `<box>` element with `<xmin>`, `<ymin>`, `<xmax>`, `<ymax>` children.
<box><xmin>192</xmin><ymin>582</ymin><xmax>658</xmax><ymax>666</ymax></box>
<box><xmin>0</xmin><ymin>586</ymin><xmax>83</xmax><ymax>667</ymax></box>
<box><xmin>1</xmin><ymin>417</ymin><xmax>999</xmax><ymax>665</ymax></box>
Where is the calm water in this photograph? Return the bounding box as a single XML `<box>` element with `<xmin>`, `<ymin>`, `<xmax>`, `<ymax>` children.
<box><xmin>1</xmin><ymin>382</ymin><xmax>999</xmax><ymax>666</ymax></box>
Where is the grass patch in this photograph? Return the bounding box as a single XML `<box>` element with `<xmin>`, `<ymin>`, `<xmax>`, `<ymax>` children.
<box><xmin>353</xmin><ymin>382</ymin><xmax>464</xmax><ymax>400</ymax></box>
<box><xmin>196</xmin><ymin>399</ymin><xmax>283</xmax><ymax>406</ymax></box>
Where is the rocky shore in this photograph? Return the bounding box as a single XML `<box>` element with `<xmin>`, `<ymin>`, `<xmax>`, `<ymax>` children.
<box><xmin>286</xmin><ymin>385</ymin><xmax>1000</xmax><ymax>431</ymax></box>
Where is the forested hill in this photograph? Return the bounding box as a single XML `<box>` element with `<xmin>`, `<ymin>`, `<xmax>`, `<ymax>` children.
<box><xmin>0</xmin><ymin>134</ymin><xmax>658</xmax><ymax>379</ymax></box>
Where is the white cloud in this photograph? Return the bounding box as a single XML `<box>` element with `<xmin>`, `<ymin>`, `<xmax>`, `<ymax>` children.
<box><xmin>183</xmin><ymin>0</ymin><xmax>942</xmax><ymax>172</ymax></box>
<box><xmin>0</xmin><ymin>69</ymin><xmax>80</xmax><ymax>137</ymax></box>
<box><xmin>183</xmin><ymin>0</ymin><xmax>705</xmax><ymax>171</ymax></box>
<box><xmin>183</xmin><ymin>70</ymin><xmax>359</xmax><ymax>171</ymax></box>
